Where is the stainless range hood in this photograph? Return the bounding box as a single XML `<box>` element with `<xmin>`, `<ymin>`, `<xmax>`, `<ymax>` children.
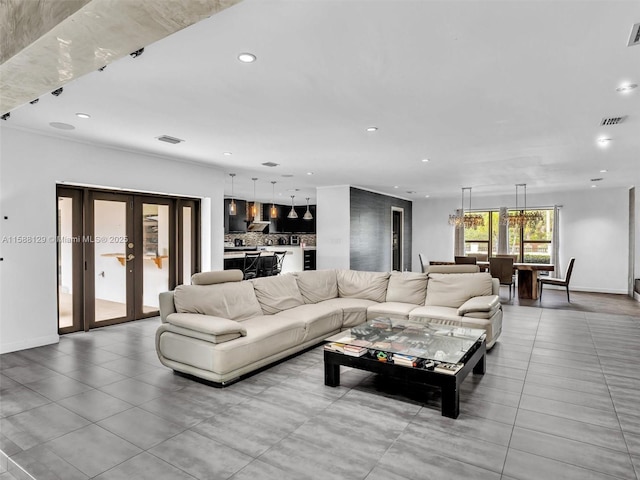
<box><xmin>247</xmin><ymin>202</ymin><xmax>270</xmax><ymax>232</ymax></box>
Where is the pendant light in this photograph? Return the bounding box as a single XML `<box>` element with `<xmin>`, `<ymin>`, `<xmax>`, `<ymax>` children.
<box><xmin>303</xmin><ymin>197</ymin><xmax>313</xmax><ymax>220</ymax></box>
<box><xmin>270</xmin><ymin>181</ymin><xmax>277</xmax><ymax>218</ymax></box>
<box><xmin>287</xmin><ymin>195</ymin><xmax>298</xmax><ymax>219</ymax></box>
<box><xmin>448</xmin><ymin>187</ymin><xmax>484</xmax><ymax>229</ymax></box>
<box><xmin>250</xmin><ymin>177</ymin><xmax>258</xmax><ymax>220</ymax></box>
<box><xmin>510</xmin><ymin>183</ymin><xmax>543</xmax><ymax>227</ymax></box>
<box><xmin>229</xmin><ymin>173</ymin><xmax>237</xmax><ymax>216</ymax></box>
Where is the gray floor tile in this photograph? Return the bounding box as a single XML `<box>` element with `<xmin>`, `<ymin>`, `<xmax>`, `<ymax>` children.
<box><xmin>58</xmin><ymin>389</ymin><xmax>133</xmax><ymax>422</ymax></box>
<box><xmin>1</xmin><ymin>403</ymin><xmax>90</xmax><ymax>449</ymax></box>
<box><xmin>100</xmin><ymin>358</ymin><xmax>160</xmax><ymax>377</ymax></box>
<box><xmin>0</xmin><ymin>387</ymin><xmax>50</xmax><ymax>418</ymax></box>
<box><xmin>509</xmin><ymin>426</ymin><xmax>635</xmax><ymax>478</ymax></box>
<box><xmin>132</xmin><ymin>369</ymin><xmax>193</xmax><ymax>392</ymax></box>
<box><xmin>44</xmin><ymin>424</ymin><xmax>141</xmax><ymax>477</ymax></box>
<box><xmin>64</xmin><ymin>365</ymin><xmax>127</xmax><ymax>388</ymax></box>
<box><xmin>2</xmin><ymin>365</ymin><xmax>61</xmax><ymax>385</ymax></box>
<box><xmin>230</xmin><ymin>459</ymin><xmax>313</xmax><ymax>480</ymax></box>
<box><xmin>515</xmin><ymin>409</ymin><xmax>628</xmax><ymax>453</ymax></box>
<box><xmin>93</xmin><ymin>452</ymin><xmax>194</xmax><ymax>480</ymax></box>
<box><xmin>503</xmin><ymin>448</ymin><xmax>624</xmax><ymax>480</ymax></box>
<box><xmin>364</xmin><ymin>466</ymin><xmax>412</xmax><ymax>480</ymax></box>
<box><xmin>9</xmin><ymin>445</ymin><xmax>88</xmax><ymax>480</ymax></box>
<box><xmin>23</xmin><ymin>376</ymin><xmax>93</xmax><ymax>401</ymax></box>
<box><xmin>378</xmin><ymin>436</ymin><xmax>501</xmax><ymax>480</ymax></box>
<box><xmin>97</xmin><ymin>407</ymin><xmax>185</xmax><ymax>450</ymax></box>
<box><xmin>98</xmin><ymin>378</ymin><xmax>166</xmax><ymax>405</ymax></box>
<box><xmin>524</xmin><ymin>371</ymin><xmax>610</xmax><ymax>395</ymax></box>
<box><xmin>149</xmin><ymin>430</ymin><xmax>252</xmax><ymax>479</ymax></box>
<box><xmin>522</xmin><ymin>383</ymin><xmax>615</xmax><ymax>412</ymax></box>
<box><xmin>518</xmin><ymin>394</ymin><xmax>620</xmax><ymax>429</ymax></box>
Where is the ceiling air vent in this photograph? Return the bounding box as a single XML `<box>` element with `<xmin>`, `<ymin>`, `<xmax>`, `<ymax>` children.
<box><xmin>157</xmin><ymin>135</ymin><xmax>184</xmax><ymax>144</ymax></box>
<box><xmin>600</xmin><ymin>116</ymin><xmax>627</xmax><ymax>126</ymax></box>
<box><xmin>261</xmin><ymin>162</ymin><xmax>280</xmax><ymax>167</ymax></box>
<box><xmin>628</xmin><ymin>23</ymin><xmax>640</xmax><ymax>47</ymax></box>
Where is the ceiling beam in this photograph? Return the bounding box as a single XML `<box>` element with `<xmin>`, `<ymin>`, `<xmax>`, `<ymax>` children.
<box><xmin>0</xmin><ymin>0</ymin><xmax>243</xmax><ymax>114</ymax></box>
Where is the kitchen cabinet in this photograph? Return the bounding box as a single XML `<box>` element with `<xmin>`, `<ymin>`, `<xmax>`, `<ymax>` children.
<box><xmin>303</xmin><ymin>249</ymin><xmax>316</xmax><ymax>270</ymax></box>
<box><xmin>224</xmin><ymin>199</ymin><xmax>247</xmax><ymax>233</ymax></box>
<box><xmin>264</xmin><ymin>203</ymin><xmax>316</xmax><ymax>233</ymax></box>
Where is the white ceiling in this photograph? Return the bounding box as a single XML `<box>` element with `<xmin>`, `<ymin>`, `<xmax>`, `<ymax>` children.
<box><xmin>3</xmin><ymin>0</ymin><xmax>640</xmax><ymax>204</ymax></box>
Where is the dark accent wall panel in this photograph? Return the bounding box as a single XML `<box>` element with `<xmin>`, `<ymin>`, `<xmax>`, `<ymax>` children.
<box><xmin>350</xmin><ymin>187</ymin><xmax>412</xmax><ymax>272</ymax></box>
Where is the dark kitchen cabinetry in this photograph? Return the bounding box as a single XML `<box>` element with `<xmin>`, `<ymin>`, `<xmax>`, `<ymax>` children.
<box><xmin>303</xmin><ymin>249</ymin><xmax>316</xmax><ymax>270</ymax></box>
<box><xmin>224</xmin><ymin>199</ymin><xmax>247</xmax><ymax>233</ymax></box>
<box><xmin>263</xmin><ymin>204</ymin><xmax>316</xmax><ymax>233</ymax></box>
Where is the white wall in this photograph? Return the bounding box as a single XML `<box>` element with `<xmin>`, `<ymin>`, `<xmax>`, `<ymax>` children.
<box><xmin>412</xmin><ymin>187</ymin><xmax>630</xmax><ymax>294</ymax></box>
<box><xmin>0</xmin><ymin>127</ymin><xmax>224</xmax><ymax>353</ymax></box>
<box><xmin>316</xmin><ymin>185</ymin><xmax>351</xmax><ymax>270</ymax></box>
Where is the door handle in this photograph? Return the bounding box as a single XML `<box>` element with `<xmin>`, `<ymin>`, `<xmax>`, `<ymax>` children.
<box><xmin>127</xmin><ymin>254</ymin><xmax>135</xmax><ymax>262</ymax></box>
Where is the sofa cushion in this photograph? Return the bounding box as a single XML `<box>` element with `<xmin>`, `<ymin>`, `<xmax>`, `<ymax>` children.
<box><xmin>166</xmin><ymin>313</ymin><xmax>247</xmax><ymax>337</ymax></box>
<box><xmin>385</xmin><ymin>272</ymin><xmax>428</xmax><ymax>305</ymax></box>
<box><xmin>277</xmin><ymin>303</ymin><xmax>343</xmax><ymax>341</ymax></box>
<box><xmin>425</xmin><ymin>273</ymin><xmax>493</xmax><ymax>308</ymax></box>
<box><xmin>337</xmin><ymin>270</ymin><xmax>390</xmax><ymax>302</ymax></box>
<box><xmin>191</xmin><ymin>270</ymin><xmax>243</xmax><ymax>285</ymax></box>
<box><xmin>367</xmin><ymin>302</ymin><xmax>417</xmax><ymax>321</ymax></box>
<box><xmin>174</xmin><ymin>282</ymin><xmax>262</xmax><ymax>321</ymax></box>
<box><xmin>409</xmin><ymin>305</ymin><xmax>464</xmax><ymax>323</ymax></box>
<box><xmin>251</xmin><ymin>274</ymin><xmax>305</xmax><ymax>315</ymax></box>
<box><xmin>293</xmin><ymin>270</ymin><xmax>338</xmax><ymax>304</ymax></box>
<box><xmin>320</xmin><ymin>297</ymin><xmax>378</xmax><ymax>328</ymax></box>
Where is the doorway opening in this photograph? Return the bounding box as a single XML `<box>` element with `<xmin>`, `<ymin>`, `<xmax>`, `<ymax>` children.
<box><xmin>57</xmin><ymin>186</ymin><xmax>200</xmax><ymax>333</ymax></box>
<box><xmin>391</xmin><ymin>207</ymin><xmax>404</xmax><ymax>271</ymax></box>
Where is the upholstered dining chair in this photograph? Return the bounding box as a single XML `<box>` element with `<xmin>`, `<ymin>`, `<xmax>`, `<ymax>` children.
<box><xmin>489</xmin><ymin>256</ymin><xmax>515</xmax><ymax>300</ymax></box>
<box><xmin>539</xmin><ymin>257</ymin><xmax>575</xmax><ymax>302</ymax></box>
<box><xmin>418</xmin><ymin>253</ymin><xmax>428</xmax><ymax>273</ymax></box>
<box><xmin>242</xmin><ymin>252</ymin><xmax>262</xmax><ymax>280</ymax></box>
<box><xmin>470</xmin><ymin>253</ymin><xmax>489</xmax><ymax>262</ymax></box>
<box><xmin>455</xmin><ymin>256</ymin><xmax>477</xmax><ymax>265</ymax></box>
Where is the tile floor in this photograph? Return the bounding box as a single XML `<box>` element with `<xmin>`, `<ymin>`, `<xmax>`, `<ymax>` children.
<box><xmin>1</xmin><ymin>301</ymin><xmax>639</xmax><ymax>480</ymax></box>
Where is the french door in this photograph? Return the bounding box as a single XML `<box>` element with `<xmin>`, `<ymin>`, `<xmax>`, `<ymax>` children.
<box><xmin>57</xmin><ymin>187</ymin><xmax>199</xmax><ymax>333</ymax></box>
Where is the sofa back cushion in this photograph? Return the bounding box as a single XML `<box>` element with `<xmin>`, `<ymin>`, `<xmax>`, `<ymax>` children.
<box><xmin>386</xmin><ymin>272</ymin><xmax>428</xmax><ymax>305</ymax></box>
<box><xmin>425</xmin><ymin>272</ymin><xmax>493</xmax><ymax>308</ymax></box>
<box><xmin>337</xmin><ymin>270</ymin><xmax>390</xmax><ymax>303</ymax></box>
<box><xmin>293</xmin><ymin>270</ymin><xmax>338</xmax><ymax>304</ymax></box>
<box><xmin>251</xmin><ymin>274</ymin><xmax>305</xmax><ymax>314</ymax></box>
<box><xmin>174</xmin><ymin>282</ymin><xmax>262</xmax><ymax>321</ymax></box>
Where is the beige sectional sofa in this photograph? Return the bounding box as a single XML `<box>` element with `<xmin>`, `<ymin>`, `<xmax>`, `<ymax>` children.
<box><xmin>156</xmin><ymin>267</ymin><xmax>503</xmax><ymax>385</ymax></box>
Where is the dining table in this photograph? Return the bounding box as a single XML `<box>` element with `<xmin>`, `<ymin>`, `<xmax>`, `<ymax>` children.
<box><xmin>430</xmin><ymin>260</ymin><xmax>555</xmax><ymax>300</ymax></box>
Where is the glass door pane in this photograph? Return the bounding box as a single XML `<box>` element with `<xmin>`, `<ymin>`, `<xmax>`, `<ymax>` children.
<box><xmin>57</xmin><ymin>196</ymin><xmax>74</xmax><ymax>329</ymax></box>
<box><xmin>142</xmin><ymin>203</ymin><xmax>170</xmax><ymax>313</ymax></box>
<box><xmin>182</xmin><ymin>206</ymin><xmax>192</xmax><ymax>285</ymax></box>
<box><xmin>93</xmin><ymin>199</ymin><xmax>129</xmax><ymax>322</ymax></box>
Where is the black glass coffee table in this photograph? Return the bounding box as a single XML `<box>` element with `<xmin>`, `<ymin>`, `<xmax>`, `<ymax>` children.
<box><xmin>324</xmin><ymin>318</ymin><xmax>486</xmax><ymax>418</ymax></box>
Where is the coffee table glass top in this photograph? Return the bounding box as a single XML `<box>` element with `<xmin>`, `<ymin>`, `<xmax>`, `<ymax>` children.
<box><xmin>325</xmin><ymin>318</ymin><xmax>486</xmax><ymax>365</ymax></box>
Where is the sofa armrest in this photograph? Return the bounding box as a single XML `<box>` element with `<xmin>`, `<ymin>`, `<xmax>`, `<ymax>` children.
<box><xmin>159</xmin><ymin>291</ymin><xmax>176</xmax><ymax>323</ymax></box>
<box><xmin>457</xmin><ymin>295</ymin><xmax>500</xmax><ymax>316</ymax></box>
<box><xmin>166</xmin><ymin>313</ymin><xmax>247</xmax><ymax>337</ymax></box>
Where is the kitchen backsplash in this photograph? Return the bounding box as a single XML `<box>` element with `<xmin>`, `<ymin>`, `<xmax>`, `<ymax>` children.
<box><xmin>225</xmin><ymin>233</ymin><xmax>316</xmax><ymax>246</ymax></box>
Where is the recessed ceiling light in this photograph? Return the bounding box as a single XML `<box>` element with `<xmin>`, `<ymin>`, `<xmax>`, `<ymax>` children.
<box><xmin>591</xmin><ymin>184</ymin><xmax>598</xmax><ymax>188</ymax></box>
<box><xmin>49</xmin><ymin>122</ymin><xmax>75</xmax><ymax>130</ymax></box>
<box><xmin>223</xmin><ymin>152</ymin><xmax>232</xmax><ymax>156</ymax></box>
<box><xmin>75</xmin><ymin>113</ymin><xmax>90</xmax><ymax>119</ymax></box>
<box><xmin>600</xmin><ymin>169</ymin><xmax>608</xmax><ymax>173</ymax></box>
<box><xmin>238</xmin><ymin>53</ymin><xmax>256</xmax><ymax>63</ymax></box>
<box><xmin>366</xmin><ymin>126</ymin><xmax>378</xmax><ymax>132</ymax></box>
<box><xmin>393</xmin><ymin>186</ymin><xmax>399</xmax><ymax>189</ymax></box>
<box><xmin>306</xmin><ymin>172</ymin><xmax>314</xmax><ymax>175</ymax></box>
<box><xmin>597</xmin><ymin>137</ymin><xmax>612</xmax><ymax>146</ymax></box>
<box><xmin>421</xmin><ymin>158</ymin><xmax>430</xmax><ymax>163</ymax></box>
<box><xmin>616</xmin><ymin>83</ymin><xmax>637</xmax><ymax>93</ymax></box>
<box><xmin>425</xmin><ymin>195</ymin><xmax>430</xmax><ymax>198</ymax></box>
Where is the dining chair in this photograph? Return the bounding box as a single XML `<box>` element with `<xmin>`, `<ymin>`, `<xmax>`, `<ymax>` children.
<box><xmin>242</xmin><ymin>252</ymin><xmax>262</xmax><ymax>280</ymax></box>
<box><xmin>268</xmin><ymin>251</ymin><xmax>287</xmax><ymax>276</ymax></box>
<box><xmin>455</xmin><ymin>256</ymin><xmax>477</xmax><ymax>265</ymax></box>
<box><xmin>418</xmin><ymin>253</ymin><xmax>428</xmax><ymax>273</ymax></box>
<box><xmin>539</xmin><ymin>257</ymin><xmax>575</xmax><ymax>302</ymax></box>
<box><xmin>470</xmin><ymin>253</ymin><xmax>488</xmax><ymax>262</ymax></box>
<box><xmin>489</xmin><ymin>256</ymin><xmax>515</xmax><ymax>300</ymax></box>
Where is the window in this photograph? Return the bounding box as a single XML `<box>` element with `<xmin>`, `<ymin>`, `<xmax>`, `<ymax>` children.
<box><xmin>463</xmin><ymin>208</ymin><xmax>553</xmax><ymax>263</ymax></box>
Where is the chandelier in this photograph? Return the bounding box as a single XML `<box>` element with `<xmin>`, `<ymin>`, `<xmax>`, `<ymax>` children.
<box><xmin>509</xmin><ymin>184</ymin><xmax>543</xmax><ymax>227</ymax></box>
<box><xmin>448</xmin><ymin>187</ymin><xmax>484</xmax><ymax>229</ymax></box>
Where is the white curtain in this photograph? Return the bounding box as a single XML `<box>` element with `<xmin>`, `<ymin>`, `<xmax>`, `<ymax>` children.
<box><xmin>552</xmin><ymin>205</ymin><xmax>561</xmax><ymax>277</ymax></box>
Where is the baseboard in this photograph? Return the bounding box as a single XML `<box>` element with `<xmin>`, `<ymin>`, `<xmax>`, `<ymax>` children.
<box><xmin>543</xmin><ymin>285</ymin><xmax>628</xmax><ymax>295</ymax></box>
<box><xmin>0</xmin><ymin>334</ymin><xmax>59</xmax><ymax>354</ymax></box>
<box><xmin>0</xmin><ymin>450</ymin><xmax>36</xmax><ymax>480</ymax></box>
